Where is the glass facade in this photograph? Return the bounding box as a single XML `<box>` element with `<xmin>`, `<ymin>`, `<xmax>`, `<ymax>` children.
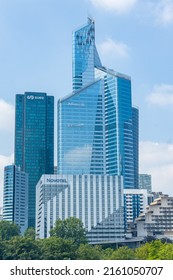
<box><xmin>124</xmin><ymin>189</ymin><xmax>148</xmax><ymax>233</ymax></box>
<box><xmin>15</xmin><ymin>92</ymin><xmax>54</xmax><ymax>227</ymax></box>
<box><xmin>58</xmin><ymin>79</ymin><xmax>105</xmax><ymax>175</ymax></box>
<box><xmin>132</xmin><ymin>107</ymin><xmax>139</xmax><ymax>189</ymax></box>
<box><xmin>139</xmin><ymin>174</ymin><xmax>152</xmax><ymax>193</ymax></box>
<box><xmin>72</xmin><ymin>18</ymin><xmax>98</xmax><ymax>91</ymax></box>
<box><xmin>3</xmin><ymin>165</ymin><xmax>28</xmax><ymax>234</ymax></box>
<box><xmin>3</xmin><ymin>165</ymin><xmax>14</xmax><ymax>222</ymax></box>
<box><xmin>58</xmin><ymin>19</ymin><xmax>138</xmax><ymax>189</ymax></box>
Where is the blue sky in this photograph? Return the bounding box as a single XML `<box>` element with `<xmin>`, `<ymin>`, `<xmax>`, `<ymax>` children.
<box><xmin>1</xmin><ymin>0</ymin><xmax>173</xmax><ymax>206</ymax></box>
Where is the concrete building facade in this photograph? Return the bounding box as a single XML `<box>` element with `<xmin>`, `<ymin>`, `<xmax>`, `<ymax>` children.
<box><xmin>36</xmin><ymin>174</ymin><xmax>125</xmax><ymax>243</ymax></box>
<box><xmin>124</xmin><ymin>188</ymin><xmax>148</xmax><ymax>232</ymax></box>
<box><xmin>136</xmin><ymin>194</ymin><xmax>173</xmax><ymax>238</ymax></box>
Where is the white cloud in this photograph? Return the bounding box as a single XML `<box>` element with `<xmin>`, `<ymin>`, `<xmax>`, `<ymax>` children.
<box><xmin>0</xmin><ymin>99</ymin><xmax>14</xmax><ymax>132</ymax></box>
<box><xmin>0</xmin><ymin>153</ymin><xmax>14</xmax><ymax>207</ymax></box>
<box><xmin>98</xmin><ymin>38</ymin><xmax>130</xmax><ymax>60</ymax></box>
<box><xmin>89</xmin><ymin>0</ymin><xmax>173</xmax><ymax>24</ymax></box>
<box><xmin>120</xmin><ymin>0</ymin><xmax>173</xmax><ymax>26</ymax></box>
<box><xmin>140</xmin><ymin>141</ymin><xmax>173</xmax><ymax>196</ymax></box>
<box><xmin>153</xmin><ymin>0</ymin><xmax>173</xmax><ymax>25</ymax></box>
<box><xmin>89</xmin><ymin>0</ymin><xmax>137</xmax><ymax>13</ymax></box>
<box><xmin>147</xmin><ymin>84</ymin><xmax>173</xmax><ymax>106</ymax></box>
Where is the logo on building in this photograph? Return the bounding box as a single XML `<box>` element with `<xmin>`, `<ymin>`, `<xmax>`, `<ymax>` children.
<box><xmin>46</xmin><ymin>178</ymin><xmax>68</xmax><ymax>184</ymax></box>
<box><xmin>27</xmin><ymin>95</ymin><xmax>34</xmax><ymax>100</ymax></box>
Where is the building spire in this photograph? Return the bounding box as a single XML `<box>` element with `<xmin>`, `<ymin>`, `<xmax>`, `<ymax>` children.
<box><xmin>87</xmin><ymin>15</ymin><xmax>94</xmax><ymax>24</ymax></box>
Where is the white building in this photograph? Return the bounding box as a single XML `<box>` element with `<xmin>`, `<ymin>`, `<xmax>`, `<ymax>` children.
<box><xmin>36</xmin><ymin>174</ymin><xmax>125</xmax><ymax>243</ymax></box>
<box><xmin>136</xmin><ymin>194</ymin><xmax>173</xmax><ymax>238</ymax></box>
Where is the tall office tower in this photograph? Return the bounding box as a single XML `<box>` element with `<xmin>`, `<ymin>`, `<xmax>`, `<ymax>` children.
<box><xmin>132</xmin><ymin>107</ymin><xmax>139</xmax><ymax>189</ymax></box>
<box><xmin>58</xmin><ymin>18</ymin><xmax>138</xmax><ymax>189</ymax></box>
<box><xmin>139</xmin><ymin>174</ymin><xmax>152</xmax><ymax>193</ymax></box>
<box><xmin>3</xmin><ymin>165</ymin><xmax>28</xmax><ymax>234</ymax></box>
<box><xmin>15</xmin><ymin>92</ymin><xmax>54</xmax><ymax>227</ymax></box>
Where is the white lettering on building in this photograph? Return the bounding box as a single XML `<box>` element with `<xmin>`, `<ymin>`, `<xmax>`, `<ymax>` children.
<box><xmin>27</xmin><ymin>95</ymin><xmax>44</xmax><ymax>100</ymax></box>
<box><xmin>46</xmin><ymin>178</ymin><xmax>68</xmax><ymax>184</ymax></box>
<box><xmin>67</xmin><ymin>102</ymin><xmax>85</xmax><ymax>107</ymax></box>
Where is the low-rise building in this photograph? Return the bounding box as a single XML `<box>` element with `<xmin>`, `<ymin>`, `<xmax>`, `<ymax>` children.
<box><xmin>147</xmin><ymin>191</ymin><xmax>163</xmax><ymax>205</ymax></box>
<box><xmin>136</xmin><ymin>194</ymin><xmax>173</xmax><ymax>238</ymax></box>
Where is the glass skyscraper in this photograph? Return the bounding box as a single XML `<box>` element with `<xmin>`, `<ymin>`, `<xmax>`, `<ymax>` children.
<box><xmin>3</xmin><ymin>164</ymin><xmax>28</xmax><ymax>234</ymax></box>
<box><xmin>132</xmin><ymin>107</ymin><xmax>139</xmax><ymax>189</ymax></box>
<box><xmin>58</xmin><ymin>18</ymin><xmax>138</xmax><ymax>189</ymax></box>
<box><xmin>139</xmin><ymin>174</ymin><xmax>152</xmax><ymax>193</ymax></box>
<box><xmin>15</xmin><ymin>92</ymin><xmax>54</xmax><ymax>227</ymax></box>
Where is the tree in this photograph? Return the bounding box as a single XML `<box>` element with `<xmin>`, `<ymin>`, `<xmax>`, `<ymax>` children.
<box><xmin>4</xmin><ymin>236</ymin><xmax>42</xmax><ymax>260</ymax></box>
<box><xmin>135</xmin><ymin>242</ymin><xmax>150</xmax><ymax>260</ymax></box>
<box><xmin>40</xmin><ymin>237</ymin><xmax>77</xmax><ymax>260</ymax></box>
<box><xmin>102</xmin><ymin>248</ymin><xmax>114</xmax><ymax>260</ymax></box>
<box><xmin>157</xmin><ymin>243</ymin><xmax>173</xmax><ymax>260</ymax></box>
<box><xmin>110</xmin><ymin>246</ymin><xmax>136</xmax><ymax>260</ymax></box>
<box><xmin>0</xmin><ymin>221</ymin><xmax>20</xmax><ymax>241</ymax></box>
<box><xmin>147</xmin><ymin>240</ymin><xmax>163</xmax><ymax>260</ymax></box>
<box><xmin>136</xmin><ymin>240</ymin><xmax>173</xmax><ymax>260</ymax></box>
<box><xmin>50</xmin><ymin>217</ymin><xmax>87</xmax><ymax>245</ymax></box>
<box><xmin>77</xmin><ymin>244</ymin><xmax>102</xmax><ymax>260</ymax></box>
<box><xmin>24</xmin><ymin>227</ymin><xmax>36</xmax><ymax>240</ymax></box>
<box><xmin>0</xmin><ymin>240</ymin><xmax>7</xmax><ymax>260</ymax></box>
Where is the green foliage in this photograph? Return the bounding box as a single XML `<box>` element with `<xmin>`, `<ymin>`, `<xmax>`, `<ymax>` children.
<box><xmin>110</xmin><ymin>246</ymin><xmax>136</xmax><ymax>260</ymax></box>
<box><xmin>24</xmin><ymin>227</ymin><xmax>36</xmax><ymax>240</ymax></box>
<box><xmin>77</xmin><ymin>244</ymin><xmax>102</xmax><ymax>260</ymax></box>
<box><xmin>0</xmin><ymin>240</ymin><xmax>7</xmax><ymax>259</ymax></box>
<box><xmin>136</xmin><ymin>240</ymin><xmax>173</xmax><ymax>260</ymax></box>
<box><xmin>0</xmin><ymin>221</ymin><xmax>20</xmax><ymax>241</ymax></box>
<box><xmin>4</xmin><ymin>236</ymin><xmax>42</xmax><ymax>260</ymax></box>
<box><xmin>1</xmin><ymin>220</ymin><xmax>173</xmax><ymax>260</ymax></box>
<box><xmin>50</xmin><ymin>217</ymin><xmax>87</xmax><ymax>245</ymax></box>
<box><xmin>157</xmin><ymin>243</ymin><xmax>173</xmax><ymax>260</ymax></box>
<box><xmin>40</xmin><ymin>237</ymin><xmax>77</xmax><ymax>260</ymax></box>
<box><xmin>135</xmin><ymin>242</ymin><xmax>150</xmax><ymax>260</ymax></box>
<box><xmin>102</xmin><ymin>248</ymin><xmax>114</xmax><ymax>259</ymax></box>
<box><xmin>147</xmin><ymin>240</ymin><xmax>163</xmax><ymax>260</ymax></box>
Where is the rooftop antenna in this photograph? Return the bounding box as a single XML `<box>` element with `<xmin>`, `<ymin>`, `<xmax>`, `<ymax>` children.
<box><xmin>87</xmin><ymin>12</ymin><xmax>95</xmax><ymax>24</ymax></box>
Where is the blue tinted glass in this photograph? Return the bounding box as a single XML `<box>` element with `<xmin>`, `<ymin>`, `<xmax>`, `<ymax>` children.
<box><xmin>15</xmin><ymin>92</ymin><xmax>54</xmax><ymax>227</ymax></box>
<box><xmin>58</xmin><ymin>19</ymin><xmax>138</xmax><ymax>189</ymax></box>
